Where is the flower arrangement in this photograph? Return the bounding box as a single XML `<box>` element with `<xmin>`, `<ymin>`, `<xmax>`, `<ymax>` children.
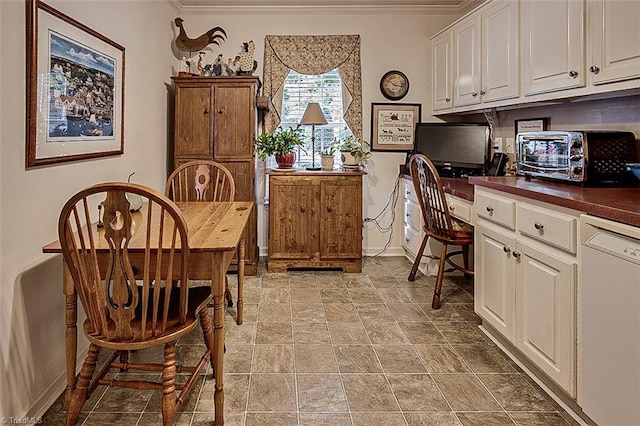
<box><xmin>254</xmin><ymin>126</ymin><xmax>306</xmax><ymax>161</ymax></box>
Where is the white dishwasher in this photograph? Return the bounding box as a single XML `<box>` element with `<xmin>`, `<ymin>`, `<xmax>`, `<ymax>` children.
<box><xmin>580</xmin><ymin>214</ymin><xmax>640</xmax><ymax>426</ymax></box>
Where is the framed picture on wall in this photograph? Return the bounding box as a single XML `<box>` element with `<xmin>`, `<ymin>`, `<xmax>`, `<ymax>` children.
<box><xmin>26</xmin><ymin>0</ymin><xmax>125</xmax><ymax>168</ymax></box>
<box><xmin>515</xmin><ymin>117</ymin><xmax>549</xmax><ymax>137</ymax></box>
<box><xmin>371</xmin><ymin>103</ymin><xmax>421</xmax><ymax>151</ymax></box>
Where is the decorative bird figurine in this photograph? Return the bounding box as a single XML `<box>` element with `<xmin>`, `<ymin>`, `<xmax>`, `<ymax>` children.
<box><xmin>174</xmin><ymin>17</ymin><xmax>227</xmax><ymax>53</ymax></box>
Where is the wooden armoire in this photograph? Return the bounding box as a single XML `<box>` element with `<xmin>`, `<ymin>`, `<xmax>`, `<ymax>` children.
<box><xmin>171</xmin><ymin>76</ymin><xmax>260</xmax><ymax>275</ymax></box>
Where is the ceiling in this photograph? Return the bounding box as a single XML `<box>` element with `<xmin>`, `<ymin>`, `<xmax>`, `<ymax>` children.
<box><xmin>175</xmin><ymin>0</ymin><xmax>482</xmax><ymax>12</ymax></box>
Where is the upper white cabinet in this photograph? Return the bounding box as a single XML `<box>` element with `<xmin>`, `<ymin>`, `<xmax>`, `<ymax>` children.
<box><xmin>588</xmin><ymin>0</ymin><xmax>640</xmax><ymax>85</ymax></box>
<box><xmin>480</xmin><ymin>0</ymin><xmax>520</xmax><ymax>103</ymax></box>
<box><xmin>431</xmin><ymin>31</ymin><xmax>454</xmax><ymax>111</ymax></box>
<box><xmin>521</xmin><ymin>0</ymin><xmax>585</xmax><ymax>96</ymax></box>
<box><xmin>433</xmin><ymin>0</ymin><xmax>519</xmax><ymax>111</ymax></box>
<box><xmin>430</xmin><ymin>0</ymin><xmax>639</xmax><ymax>114</ymax></box>
<box><xmin>453</xmin><ymin>14</ymin><xmax>482</xmax><ymax>107</ymax></box>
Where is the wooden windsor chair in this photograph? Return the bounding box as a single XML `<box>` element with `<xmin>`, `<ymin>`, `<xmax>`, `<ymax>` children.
<box><xmin>407</xmin><ymin>154</ymin><xmax>474</xmax><ymax>309</ymax></box>
<box><xmin>165</xmin><ymin>159</ymin><xmax>245</xmax><ymax>324</ymax></box>
<box><xmin>58</xmin><ymin>182</ymin><xmax>215</xmax><ymax>426</ymax></box>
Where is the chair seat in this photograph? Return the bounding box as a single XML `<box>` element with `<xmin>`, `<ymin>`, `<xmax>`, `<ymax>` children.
<box><xmin>83</xmin><ymin>285</ymin><xmax>212</xmax><ymax>348</ymax></box>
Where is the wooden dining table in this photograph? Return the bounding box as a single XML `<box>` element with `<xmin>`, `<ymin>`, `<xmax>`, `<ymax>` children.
<box><xmin>43</xmin><ymin>200</ymin><xmax>253</xmax><ymax>425</ymax></box>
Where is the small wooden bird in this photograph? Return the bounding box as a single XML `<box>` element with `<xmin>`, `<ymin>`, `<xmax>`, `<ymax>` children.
<box><xmin>174</xmin><ymin>17</ymin><xmax>226</xmax><ymax>53</ymax></box>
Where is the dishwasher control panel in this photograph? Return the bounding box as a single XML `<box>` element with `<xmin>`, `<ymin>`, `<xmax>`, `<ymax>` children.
<box><xmin>581</xmin><ymin>215</ymin><xmax>640</xmax><ymax>266</ymax></box>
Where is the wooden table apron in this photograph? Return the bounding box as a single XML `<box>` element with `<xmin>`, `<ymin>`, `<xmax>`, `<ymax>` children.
<box><xmin>43</xmin><ymin>201</ymin><xmax>253</xmax><ymax>425</ymax></box>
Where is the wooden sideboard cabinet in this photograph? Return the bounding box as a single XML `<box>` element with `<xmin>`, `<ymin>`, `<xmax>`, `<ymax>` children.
<box><xmin>172</xmin><ymin>76</ymin><xmax>260</xmax><ymax>275</ymax></box>
<box><xmin>267</xmin><ymin>170</ymin><xmax>365</xmax><ymax>273</ymax></box>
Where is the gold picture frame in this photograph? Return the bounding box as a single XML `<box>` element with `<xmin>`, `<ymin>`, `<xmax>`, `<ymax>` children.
<box><xmin>26</xmin><ymin>0</ymin><xmax>125</xmax><ymax>168</ymax></box>
<box><xmin>371</xmin><ymin>103</ymin><xmax>421</xmax><ymax>151</ymax></box>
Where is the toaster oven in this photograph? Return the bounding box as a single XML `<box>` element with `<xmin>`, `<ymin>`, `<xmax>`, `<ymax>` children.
<box><xmin>516</xmin><ymin>131</ymin><xmax>637</xmax><ymax>185</ymax></box>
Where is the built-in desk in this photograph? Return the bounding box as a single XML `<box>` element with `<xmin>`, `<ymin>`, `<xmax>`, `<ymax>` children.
<box><xmin>400</xmin><ymin>175</ymin><xmax>474</xmax><ymax>272</ymax></box>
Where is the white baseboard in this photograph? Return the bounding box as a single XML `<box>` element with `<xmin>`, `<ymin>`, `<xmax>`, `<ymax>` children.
<box><xmin>26</xmin><ymin>341</ymin><xmax>90</xmax><ymax>420</ymax></box>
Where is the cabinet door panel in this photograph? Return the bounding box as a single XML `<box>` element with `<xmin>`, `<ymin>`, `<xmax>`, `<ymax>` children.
<box><xmin>319</xmin><ymin>177</ymin><xmax>362</xmax><ymax>259</ymax></box>
<box><xmin>174</xmin><ymin>85</ymin><xmax>213</xmax><ymax>158</ymax></box>
<box><xmin>432</xmin><ymin>31</ymin><xmax>454</xmax><ymax>111</ymax></box>
<box><xmin>481</xmin><ymin>0</ymin><xmax>519</xmax><ymax>103</ymax></box>
<box><xmin>516</xmin><ymin>242</ymin><xmax>576</xmax><ymax>396</ymax></box>
<box><xmin>213</xmin><ymin>82</ymin><xmax>256</xmax><ymax>159</ymax></box>
<box><xmin>589</xmin><ymin>0</ymin><xmax>640</xmax><ymax>85</ymax></box>
<box><xmin>522</xmin><ymin>0</ymin><xmax>585</xmax><ymax>95</ymax></box>
<box><xmin>453</xmin><ymin>15</ymin><xmax>481</xmax><ymax>107</ymax></box>
<box><xmin>268</xmin><ymin>177</ymin><xmax>316</xmax><ymax>260</ymax></box>
<box><xmin>475</xmin><ymin>223</ymin><xmax>516</xmax><ymax>341</ymax></box>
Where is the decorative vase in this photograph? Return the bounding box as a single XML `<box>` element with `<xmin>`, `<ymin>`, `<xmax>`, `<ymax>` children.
<box><xmin>275</xmin><ymin>152</ymin><xmax>296</xmax><ymax>169</ymax></box>
<box><xmin>321</xmin><ymin>155</ymin><xmax>335</xmax><ymax>171</ymax></box>
<box><xmin>340</xmin><ymin>150</ymin><xmax>359</xmax><ymax>166</ymax></box>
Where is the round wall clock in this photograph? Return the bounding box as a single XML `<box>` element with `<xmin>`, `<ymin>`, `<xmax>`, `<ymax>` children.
<box><xmin>380</xmin><ymin>70</ymin><xmax>409</xmax><ymax>101</ymax></box>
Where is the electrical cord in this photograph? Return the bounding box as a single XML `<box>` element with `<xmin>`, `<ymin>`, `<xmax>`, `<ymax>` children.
<box><xmin>365</xmin><ymin>173</ymin><xmax>401</xmax><ymax>258</ymax></box>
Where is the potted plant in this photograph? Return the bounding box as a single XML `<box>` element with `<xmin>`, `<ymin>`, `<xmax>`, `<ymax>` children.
<box><xmin>320</xmin><ymin>146</ymin><xmax>337</xmax><ymax>171</ymax></box>
<box><xmin>254</xmin><ymin>126</ymin><xmax>306</xmax><ymax>169</ymax></box>
<box><xmin>337</xmin><ymin>136</ymin><xmax>372</xmax><ymax>167</ymax></box>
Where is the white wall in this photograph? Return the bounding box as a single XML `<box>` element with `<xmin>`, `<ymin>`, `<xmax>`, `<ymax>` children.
<box><xmin>0</xmin><ymin>0</ymin><xmax>175</xmax><ymax>418</ymax></box>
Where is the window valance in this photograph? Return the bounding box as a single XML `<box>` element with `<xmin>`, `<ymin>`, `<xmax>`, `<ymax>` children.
<box><xmin>262</xmin><ymin>35</ymin><xmax>362</xmax><ymax>139</ymax></box>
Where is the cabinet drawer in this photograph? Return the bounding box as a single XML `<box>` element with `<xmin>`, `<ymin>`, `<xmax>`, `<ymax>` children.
<box><xmin>404</xmin><ymin>201</ymin><xmax>422</xmax><ymax>231</ymax></box>
<box><xmin>403</xmin><ymin>224</ymin><xmax>424</xmax><ymax>257</ymax></box>
<box><xmin>475</xmin><ymin>190</ymin><xmax>516</xmax><ymax>229</ymax></box>
<box><xmin>518</xmin><ymin>203</ymin><xmax>577</xmax><ymax>254</ymax></box>
<box><xmin>447</xmin><ymin>195</ymin><xmax>473</xmax><ymax>224</ymax></box>
<box><xmin>402</xmin><ymin>179</ymin><xmax>419</xmax><ymax>204</ymax></box>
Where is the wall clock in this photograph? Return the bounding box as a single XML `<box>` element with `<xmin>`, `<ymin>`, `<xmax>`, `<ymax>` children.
<box><xmin>380</xmin><ymin>70</ymin><xmax>409</xmax><ymax>101</ymax></box>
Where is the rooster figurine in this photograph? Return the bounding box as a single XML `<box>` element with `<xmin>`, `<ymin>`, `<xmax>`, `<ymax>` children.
<box><xmin>174</xmin><ymin>17</ymin><xmax>226</xmax><ymax>53</ymax></box>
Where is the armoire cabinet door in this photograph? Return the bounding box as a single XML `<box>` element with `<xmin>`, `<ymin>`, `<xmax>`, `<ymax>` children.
<box><xmin>174</xmin><ymin>84</ymin><xmax>214</xmax><ymax>158</ymax></box>
<box><xmin>213</xmin><ymin>82</ymin><xmax>257</xmax><ymax>160</ymax></box>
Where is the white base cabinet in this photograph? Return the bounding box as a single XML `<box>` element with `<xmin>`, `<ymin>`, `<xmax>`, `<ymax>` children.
<box><xmin>475</xmin><ymin>187</ymin><xmax>578</xmax><ymax>397</ymax></box>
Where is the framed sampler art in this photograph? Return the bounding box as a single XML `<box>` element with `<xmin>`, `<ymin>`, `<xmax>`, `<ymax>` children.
<box><xmin>26</xmin><ymin>0</ymin><xmax>125</xmax><ymax>167</ymax></box>
<box><xmin>371</xmin><ymin>103</ymin><xmax>421</xmax><ymax>152</ymax></box>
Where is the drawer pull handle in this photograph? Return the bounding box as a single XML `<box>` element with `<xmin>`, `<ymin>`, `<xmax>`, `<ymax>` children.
<box><xmin>589</xmin><ymin>65</ymin><xmax>600</xmax><ymax>74</ymax></box>
<box><xmin>534</xmin><ymin>222</ymin><xmax>544</xmax><ymax>230</ymax></box>
<box><xmin>406</xmin><ymin>213</ymin><xmax>411</xmax><ymax>218</ymax></box>
<box><xmin>406</xmin><ymin>191</ymin><xmax>411</xmax><ymax>196</ymax></box>
<box><xmin>405</xmin><ymin>238</ymin><xmax>410</xmax><ymax>243</ymax></box>
<box><xmin>486</xmin><ymin>206</ymin><xmax>494</xmax><ymax>213</ymax></box>
<box><xmin>449</xmin><ymin>205</ymin><xmax>455</xmax><ymax>211</ymax></box>
<box><xmin>445</xmin><ymin>97</ymin><xmax>451</xmax><ymax>102</ymax></box>
<box><xmin>503</xmin><ymin>246</ymin><xmax>511</xmax><ymax>254</ymax></box>
<box><xmin>513</xmin><ymin>251</ymin><xmax>521</xmax><ymax>259</ymax></box>
<box><xmin>569</xmin><ymin>70</ymin><xmax>578</xmax><ymax>78</ymax></box>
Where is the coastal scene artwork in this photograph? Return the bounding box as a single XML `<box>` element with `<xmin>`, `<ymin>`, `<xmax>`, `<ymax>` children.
<box><xmin>27</xmin><ymin>0</ymin><xmax>125</xmax><ymax>167</ymax></box>
<box><xmin>48</xmin><ymin>32</ymin><xmax>115</xmax><ymax>139</ymax></box>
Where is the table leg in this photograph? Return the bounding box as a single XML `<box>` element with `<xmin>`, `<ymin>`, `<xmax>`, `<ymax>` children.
<box><xmin>211</xmin><ymin>252</ymin><xmax>231</xmax><ymax>425</ymax></box>
<box><xmin>62</xmin><ymin>260</ymin><xmax>78</xmax><ymax>410</ymax></box>
<box><xmin>237</xmin><ymin>239</ymin><xmax>245</xmax><ymax>325</ymax></box>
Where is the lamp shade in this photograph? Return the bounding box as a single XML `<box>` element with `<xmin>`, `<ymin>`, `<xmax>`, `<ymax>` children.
<box><xmin>300</xmin><ymin>102</ymin><xmax>328</xmax><ymax>125</ymax></box>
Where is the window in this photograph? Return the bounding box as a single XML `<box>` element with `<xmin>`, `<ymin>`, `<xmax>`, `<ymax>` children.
<box><xmin>277</xmin><ymin>69</ymin><xmax>353</xmax><ymax>168</ymax></box>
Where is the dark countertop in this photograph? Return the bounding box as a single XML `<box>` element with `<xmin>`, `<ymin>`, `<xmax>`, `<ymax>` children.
<box><xmin>469</xmin><ymin>176</ymin><xmax>640</xmax><ymax>228</ymax></box>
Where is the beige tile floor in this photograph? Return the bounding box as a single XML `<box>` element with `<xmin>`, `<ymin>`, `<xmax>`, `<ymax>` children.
<box><xmin>42</xmin><ymin>257</ymin><xmax>579</xmax><ymax>425</ymax></box>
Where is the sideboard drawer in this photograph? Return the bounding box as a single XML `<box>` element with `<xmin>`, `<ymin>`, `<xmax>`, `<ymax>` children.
<box><xmin>476</xmin><ymin>190</ymin><xmax>516</xmax><ymax>230</ymax></box>
<box><xmin>404</xmin><ymin>200</ymin><xmax>422</xmax><ymax>231</ymax></box>
<box><xmin>518</xmin><ymin>202</ymin><xmax>577</xmax><ymax>253</ymax></box>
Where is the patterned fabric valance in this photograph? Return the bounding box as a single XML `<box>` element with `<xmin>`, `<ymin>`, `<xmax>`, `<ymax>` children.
<box><xmin>262</xmin><ymin>35</ymin><xmax>362</xmax><ymax>139</ymax></box>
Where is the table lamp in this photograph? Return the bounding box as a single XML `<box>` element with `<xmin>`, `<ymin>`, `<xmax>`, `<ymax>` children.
<box><xmin>300</xmin><ymin>102</ymin><xmax>328</xmax><ymax>170</ymax></box>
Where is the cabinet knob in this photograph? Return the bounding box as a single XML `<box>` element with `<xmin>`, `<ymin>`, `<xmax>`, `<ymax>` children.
<box><xmin>589</xmin><ymin>65</ymin><xmax>600</xmax><ymax>74</ymax></box>
<box><xmin>445</xmin><ymin>97</ymin><xmax>451</xmax><ymax>102</ymax></box>
<box><xmin>568</xmin><ymin>70</ymin><xmax>578</xmax><ymax>78</ymax></box>
<box><xmin>203</xmin><ymin>108</ymin><xmax>209</xmax><ymax>114</ymax></box>
<box><xmin>406</xmin><ymin>190</ymin><xmax>411</xmax><ymax>196</ymax></box>
<box><xmin>300</xmin><ymin>206</ymin><xmax>306</xmax><ymax>213</ymax></box>
<box><xmin>406</xmin><ymin>213</ymin><xmax>411</xmax><ymax>218</ymax></box>
<box><xmin>480</xmin><ymin>90</ymin><xmax>486</xmax><ymax>95</ymax></box>
<box><xmin>512</xmin><ymin>251</ymin><xmax>521</xmax><ymax>259</ymax></box>
<box><xmin>472</xmin><ymin>92</ymin><xmax>478</xmax><ymax>97</ymax></box>
<box><xmin>503</xmin><ymin>246</ymin><xmax>511</xmax><ymax>254</ymax></box>
<box><xmin>486</xmin><ymin>206</ymin><xmax>494</xmax><ymax>214</ymax></box>
<box><xmin>449</xmin><ymin>204</ymin><xmax>455</xmax><ymax>211</ymax></box>
<box><xmin>405</xmin><ymin>238</ymin><xmax>410</xmax><ymax>243</ymax></box>
<box><xmin>327</xmin><ymin>206</ymin><xmax>333</xmax><ymax>213</ymax></box>
<box><xmin>534</xmin><ymin>222</ymin><xmax>544</xmax><ymax>231</ymax></box>
<box><xmin>217</xmin><ymin>109</ymin><xmax>225</xmax><ymax>114</ymax></box>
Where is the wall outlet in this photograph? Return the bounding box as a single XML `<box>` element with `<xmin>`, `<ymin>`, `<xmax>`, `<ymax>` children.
<box><xmin>505</xmin><ymin>137</ymin><xmax>515</xmax><ymax>154</ymax></box>
<box><xmin>493</xmin><ymin>137</ymin><xmax>503</xmax><ymax>153</ymax></box>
